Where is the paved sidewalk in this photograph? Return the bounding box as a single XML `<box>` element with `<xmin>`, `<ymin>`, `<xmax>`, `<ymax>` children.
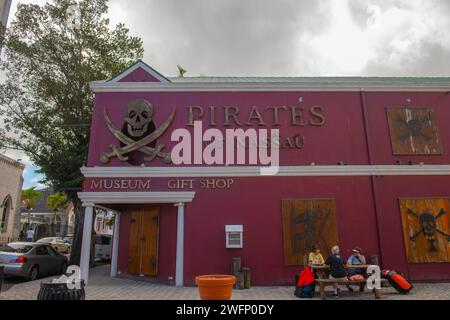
<box><xmin>1</xmin><ymin>265</ymin><xmax>449</xmax><ymax>300</ymax></box>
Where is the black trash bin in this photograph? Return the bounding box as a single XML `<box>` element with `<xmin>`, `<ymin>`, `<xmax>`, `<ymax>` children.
<box><xmin>37</xmin><ymin>280</ymin><xmax>85</xmax><ymax>300</ymax></box>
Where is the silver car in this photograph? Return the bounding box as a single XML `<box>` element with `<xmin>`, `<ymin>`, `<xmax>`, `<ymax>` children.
<box><xmin>0</xmin><ymin>242</ymin><xmax>68</xmax><ymax>281</ymax></box>
<box><xmin>37</xmin><ymin>237</ymin><xmax>71</xmax><ymax>254</ymax></box>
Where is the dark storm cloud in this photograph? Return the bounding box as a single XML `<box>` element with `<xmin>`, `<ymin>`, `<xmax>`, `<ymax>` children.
<box><xmin>109</xmin><ymin>0</ymin><xmax>331</xmax><ymax>76</ymax></box>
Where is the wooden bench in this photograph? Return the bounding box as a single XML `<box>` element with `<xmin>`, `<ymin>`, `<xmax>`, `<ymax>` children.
<box><xmin>315</xmin><ymin>278</ymin><xmax>389</xmax><ymax>300</ymax></box>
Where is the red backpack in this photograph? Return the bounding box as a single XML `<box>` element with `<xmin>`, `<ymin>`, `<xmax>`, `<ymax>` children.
<box><xmin>297</xmin><ymin>267</ymin><xmax>315</xmax><ymax>287</ymax></box>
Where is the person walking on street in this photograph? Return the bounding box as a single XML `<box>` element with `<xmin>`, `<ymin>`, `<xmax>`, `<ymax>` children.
<box><xmin>25</xmin><ymin>228</ymin><xmax>35</xmax><ymax>242</ymax></box>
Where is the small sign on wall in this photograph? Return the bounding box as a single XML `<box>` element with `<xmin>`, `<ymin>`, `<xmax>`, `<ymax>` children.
<box><xmin>225</xmin><ymin>225</ymin><xmax>243</xmax><ymax>249</ymax></box>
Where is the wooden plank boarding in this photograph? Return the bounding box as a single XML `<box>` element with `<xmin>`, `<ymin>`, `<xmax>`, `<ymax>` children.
<box><xmin>282</xmin><ymin>199</ymin><xmax>339</xmax><ymax>266</ymax></box>
<box><xmin>400</xmin><ymin>198</ymin><xmax>450</xmax><ymax>263</ymax></box>
<box><xmin>387</xmin><ymin>107</ymin><xmax>442</xmax><ymax>155</ymax></box>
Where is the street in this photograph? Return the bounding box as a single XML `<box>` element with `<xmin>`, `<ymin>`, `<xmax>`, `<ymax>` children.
<box><xmin>2</xmin><ymin>264</ymin><xmax>450</xmax><ymax>300</ymax></box>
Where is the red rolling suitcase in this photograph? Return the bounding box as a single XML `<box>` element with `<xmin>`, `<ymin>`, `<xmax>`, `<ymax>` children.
<box><xmin>382</xmin><ymin>270</ymin><xmax>413</xmax><ymax>294</ymax></box>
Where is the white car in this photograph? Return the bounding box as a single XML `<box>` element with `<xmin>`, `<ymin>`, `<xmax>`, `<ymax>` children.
<box><xmin>95</xmin><ymin>235</ymin><xmax>112</xmax><ymax>260</ymax></box>
<box><xmin>37</xmin><ymin>237</ymin><xmax>71</xmax><ymax>254</ymax></box>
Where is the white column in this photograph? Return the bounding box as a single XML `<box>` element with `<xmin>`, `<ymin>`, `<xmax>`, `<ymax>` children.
<box><xmin>175</xmin><ymin>203</ymin><xmax>185</xmax><ymax>287</ymax></box>
<box><xmin>80</xmin><ymin>204</ymin><xmax>94</xmax><ymax>285</ymax></box>
<box><xmin>110</xmin><ymin>212</ymin><xmax>121</xmax><ymax>277</ymax></box>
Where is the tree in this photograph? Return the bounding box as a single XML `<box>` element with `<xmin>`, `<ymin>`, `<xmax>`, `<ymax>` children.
<box><xmin>21</xmin><ymin>187</ymin><xmax>43</xmax><ymax>226</ymax></box>
<box><xmin>46</xmin><ymin>192</ymin><xmax>68</xmax><ymax>235</ymax></box>
<box><xmin>0</xmin><ymin>0</ymin><xmax>144</xmax><ymax>265</ymax></box>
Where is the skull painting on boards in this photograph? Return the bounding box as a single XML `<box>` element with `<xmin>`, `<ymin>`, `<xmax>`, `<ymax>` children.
<box><xmin>282</xmin><ymin>199</ymin><xmax>339</xmax><ymax>266</ymax></box>
<box><xmin>400</xmin><ymin>198</ymin><xmax>450</xmax><ymax>263</ymax></box>
<box><xmin>387</xmin><ymin>107</ymin><xmax>442</xmax><ymax>155</ymax></box>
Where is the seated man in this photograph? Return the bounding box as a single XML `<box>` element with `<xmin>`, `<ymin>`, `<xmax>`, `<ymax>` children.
<box><xmin>325</xmin><ymin>245</ymin><xmax>347</xmax><ymax>299</ymax></box>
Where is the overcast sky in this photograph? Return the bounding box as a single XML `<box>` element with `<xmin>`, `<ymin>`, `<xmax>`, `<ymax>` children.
<box><xmin>2</xmin><ymin>0</ymin><xmax>450</xmax><ymax>187</ymax></box>
<box><xmin>6</xmin><ymin>0</ymin><xmax>450</xmax><ymax>77</ymax></box>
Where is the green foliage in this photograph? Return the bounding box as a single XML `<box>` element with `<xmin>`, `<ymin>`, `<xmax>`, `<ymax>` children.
<box><xmin>46</xmin><ymin>192</ymin><xmax>68</xmax><ymax>212</ymax></box>
<box><xmin>105</xmin><ymin>214</ymin><xmax>115</xmax><ymax>228</ymax></box>
<box><xmin>21</xmin><ymin>187</ymin><xmax>43</xmax><ymax>210</ymax></box>
<box><xmin>0</xmin><ymin>0</ymin><xmax>144</xmax><ymax>199</ymax></box>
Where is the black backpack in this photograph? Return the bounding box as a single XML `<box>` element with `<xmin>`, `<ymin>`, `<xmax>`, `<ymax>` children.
<box><xmin>294</xmin><ymin>273</ymin><xmax>316</xmax><ymax>298</ymax></box>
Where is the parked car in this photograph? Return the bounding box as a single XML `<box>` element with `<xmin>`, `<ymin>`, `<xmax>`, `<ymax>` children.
<box><xmin>37</xmin><ymin>237</ymin><xmax>71</xmax><ymax>254</ymax></box>
<box><xmin>63</xmin><ymin>234</ymin><xmax>74</xmax><ymax>246</ymax></box>
<box><xmin>95</xmin><ymin>235</ymin><xmax>112</xmax><ymax>261</ymax></box>
<box><xmin>0</xmin><ymin>242</ymin><xmax>68</xmax><ymax>280</ymax></box>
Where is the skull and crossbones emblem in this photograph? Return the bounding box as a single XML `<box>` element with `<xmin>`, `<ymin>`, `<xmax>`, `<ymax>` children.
<box><xmin>101</xmin><ymin>99</ymin><xmax>176</xmax><ymax>164</ymax></box>
<box><xmin>407</xmin><ymin>208</ymin><xmax>450</xmax><ymax>252</ymax></box>
<box><xmin>125</xmin><ymin>100</ymin><xmax>154</xmax><ymax>138</ymax></box>
<box><xmin>396</xmin><ymin>114</ymin><xmax>433</xmax><ymax>142</ymax></box>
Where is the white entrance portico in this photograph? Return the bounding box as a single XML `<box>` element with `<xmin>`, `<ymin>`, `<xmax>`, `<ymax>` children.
<box><xmin>77</xmin><ymin>191</ymin><xmax>196</xmax><ymax>286</ymax></box>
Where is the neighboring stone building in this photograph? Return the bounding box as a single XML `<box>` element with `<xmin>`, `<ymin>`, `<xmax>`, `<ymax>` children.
<box><xmin>0</xmin><ymin>154</ymin><xmax>25</xmax><ymax>245</ymax></box>
<box><xmin>0</xmin><ymin>0</ymin><xmax>12</xmax><ymax>40</ymax></box>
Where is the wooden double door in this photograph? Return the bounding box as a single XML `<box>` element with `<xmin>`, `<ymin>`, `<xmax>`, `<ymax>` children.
<box><xmin>128</xmin><ymin>208</ymin><xmax>160</xmax><ymax>277</ymax></box>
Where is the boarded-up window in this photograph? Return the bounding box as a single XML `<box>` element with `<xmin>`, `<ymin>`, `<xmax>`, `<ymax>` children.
<box><xmin>282</xmin><ymin>199</ymin><xmax>339</xmax><ymax>266</ymax></box>
<box><xmin>400</xmin><ymin>198</ymin><xmax>450</xmax><ymax>263</ymax></box>
<box><xmin>387</xmin><ymin>107</ymin><xmax>442</xmax><ymax>155</ymax></box>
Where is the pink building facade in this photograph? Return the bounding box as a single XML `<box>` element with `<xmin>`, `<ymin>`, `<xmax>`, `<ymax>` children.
<box><xmin>78</xmin><ymin>60</ymin><xmax>450</xmax><ymax>286</ymax></box>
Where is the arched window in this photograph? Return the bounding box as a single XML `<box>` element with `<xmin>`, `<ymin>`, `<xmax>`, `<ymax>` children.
<box><xmin>1</xmin><ymin>195</ymin><xmax>12</xmax><ymax>232</ymax></box>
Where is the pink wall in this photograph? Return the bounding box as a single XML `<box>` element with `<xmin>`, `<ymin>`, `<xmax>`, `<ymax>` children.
<box><xmin>85</xmin><ymin>88</ymin><xmax>450</xmax><ymax>285</ymax></box>
<box><xmin>87</xmin><ymin>91</ymin><xmax>370</xmax><ymax>167</ymax></box>
<box><xmin>182</xmin><ymin>176</ymin><xmax>380</xmax><ymax>286</ymax></box>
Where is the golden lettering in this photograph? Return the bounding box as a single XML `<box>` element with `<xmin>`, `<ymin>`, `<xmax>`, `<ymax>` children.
<box><xmin>91</xmin><ymin>180</ymin><xmax>103</xmax><ymax>189</ymax></box>
<box><xmin>199</xmin><ymin>179</ymin><xmax>234</xmax><ymax>189</ymax></box>
<box><xmin>267</xmin><ymin>106</ymin><xmax>287</xmax><ymax>126</ymax></box>
<box><xmin>138</xmin><ymin>180</ymin><xmax>151</xmax><ymax>189</ymax></box>
<box><xmin>245</xmin><ymin>106</ymin><xmax>267</xmax><ymax>126</ymax></box>
<box><xmin>187</xmin><ymin>106</ymin><xmax>204</xmax><ymax>127</ymax></box>
<box><xmin>310</xmin><ymin>105</ymin><xmax>326</xmax><ymax>126</ymax></box>
<box><xmin>209</xmin><ymin>106</ymin><xmax>217</xmax><ymax>126</ymax></box>
<box><xmin>224</xmin><ymin>107</ymin><xmax>243</xmax><ymax>126</ymax></box>
<box><xmin>291</xmin><ymin>107</ymin><xmax>307</xmax><ymax>126</ymax></box>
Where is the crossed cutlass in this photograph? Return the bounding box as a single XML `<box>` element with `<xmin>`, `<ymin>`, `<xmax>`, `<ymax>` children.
<box><xmin>100</xmin><ymin>107</ymin><xmax>176</xmax><ymax>164</ymax></box>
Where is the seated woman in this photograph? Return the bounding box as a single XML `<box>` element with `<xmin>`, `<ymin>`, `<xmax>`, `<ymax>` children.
<box><xmin>325</xmin><ymin>245</ymin><xmax>347</xmax><ymax>299</ymax></box>
<box><xmin>308</xmin><ymin>244</ymin><xmax>325</xmax><ymax>266</ymax></box>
